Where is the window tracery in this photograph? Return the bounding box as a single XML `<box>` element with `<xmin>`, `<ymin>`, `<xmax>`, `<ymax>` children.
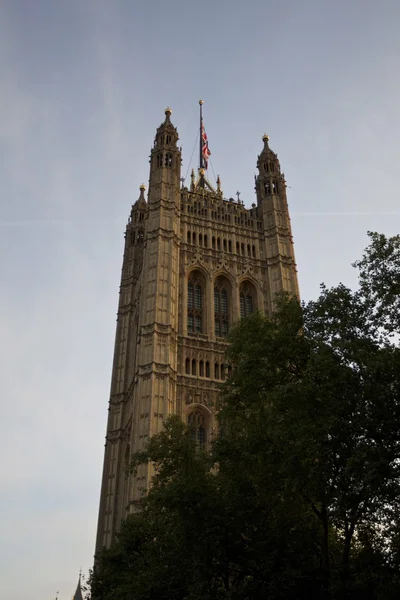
<box><xmin>188</xmin><ymin>274</ymin><xmax>203</xmax><ymax>333</ymax></box>
<box><xmin>188</xmin><ymin>411</ymin><xmax>206</xmax><ymax>448</ymax></box>
<box><xmin>214</xmin><ymin>279</ymin><xmax>229</xmax><ymax>337</ymax></box>
<box><xmin>240</xmin><ymin>283</ymin><xmax>255</xmax><ymax>318</ymax></box>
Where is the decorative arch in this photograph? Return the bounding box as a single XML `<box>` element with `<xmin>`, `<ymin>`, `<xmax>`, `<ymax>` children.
<box><xmin>186</xmin><ymin>263</ymin><xmax>210</xmax><ymax>281</ymax></box>
<box><xmin>213</xmin><ymin>268</ymin><xmax>236</xmax><ymax>289</ymax></box>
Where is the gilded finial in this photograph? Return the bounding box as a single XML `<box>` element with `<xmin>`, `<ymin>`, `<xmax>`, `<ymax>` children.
<box><xmin>199</xmin><ymin>167</ymin><xmax>205</xmax><ymax>176</ymax></box>
<box><xmin>199</xmin><ymin>99</ymin><xmax>204</xmax><ymax>105</ymax></box>
<box><xmin>165</xmin><ymin>107</ymin><xmax>172</xmax><ymax>117</ymax></box>
<box><xmin>262</xmin><ymin>133</ymin><xmax>270</xmax><ymax>143</ymax></box>
<box><xmin>139</xmin><ymin>183</ymin><xmax>146</xmax><ymax>192</ymax></box>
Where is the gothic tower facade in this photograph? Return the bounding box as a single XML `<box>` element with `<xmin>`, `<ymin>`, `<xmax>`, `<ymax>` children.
<box><xmin>95</xmin><ymin>107</ymin><xmax>299</xmax><ymax>552</ymax></box>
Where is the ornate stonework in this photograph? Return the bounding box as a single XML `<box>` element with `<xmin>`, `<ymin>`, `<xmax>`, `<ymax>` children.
<box><xmin>95</xmin><ymin>109</ymin><xmax>299</xmax><ymax>552</ymax></box>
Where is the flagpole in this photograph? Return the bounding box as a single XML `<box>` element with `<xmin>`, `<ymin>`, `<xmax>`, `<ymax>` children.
<box><xmin>199</xmin><ymin>99</ymin><xmax>204</xmax><ymax>171</ymax></box>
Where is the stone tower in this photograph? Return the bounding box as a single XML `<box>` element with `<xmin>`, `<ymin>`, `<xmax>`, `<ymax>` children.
<box><xmin>95</xmin><ymin>107</ymin><xmax>299</xmax><ymax>552</ymax></box>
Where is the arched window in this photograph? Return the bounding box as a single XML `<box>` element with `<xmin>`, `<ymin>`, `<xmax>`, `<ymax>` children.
<box><xmin>228</xmin><ymin>240</ymin><xmax>232</xmax><ymax>252</ymax></box>
<box><xmin>205</xmin><ymin>361</ymin><xmax>210</xmax><ymax>378</ymax></box>
<box><xmin>192</xmin><ymin>232</ymin><xmax>196</xmax><ymax>245</ymax></box>
<box><xmin>187</xmin><ymin>231</ymin><xmax>191</xmax><ymax>244</ymax></box>
<box><xmin>240</xmin><ymin>282</ymin><xmax>256</xmax><ymax>318</ymax></box>
<box><xmin>212</xmin><ymin>237</ymin><xmax>216</xmax><ymax>250</ymax></box>
<box><xmin>252</xmin><ymin>245</ymin><xmax>256</xmax><ymax>258</ymax></box>
<box><xmin>188</xmin><ymin>411</ymin><xmax>206</xmax><ymax>448</ymax></box>
<box><xmin>199</xmin><ymin>360</ymin><xmax>204</xmax><ymax>377</ymax></box>
<box><xmin>199</xmin><ymin>233</ymin><xmax>203</xmax><ymax>246</ymax></box>
<box><xmin>204</xmin><ymin>235</ymin><xmax>208</xmax><ymax>247</ymax></box>
<box><xmin>236</xmin><ymin>241</ymin><xmax>240</xmax><ymax>255</ymax></box>
<box><xmin>217</xmin><ymin>238</ymin><xmax>221</xmax><ymax>250</ymax></box>
<box><xmin>165</xmin><ymin>153</ymin><xmax>172</xmax><ymax>167</ymax></box>
<box><xmin>215</xmin><ymin>363</ymin><xmax>220</xmax><ymax>379</ymax></box>
<box><xmin>188</xmin><ymin>274</ymin><xmax>203</xmax><ymax>333</ymax></box>
<box><xmin>192</xmin><ymin>359</ymin><xmax>197</xmax><ymax>375</ymax></box>
<box><xmin>185</xmin><ymin>358</ymin><xmax>190</xmax><ymax>374</ymax></box>
<box><xmin>214</xmin><ymin>278</ymin><xmax>229</xmax><ymax>337</ymax></box>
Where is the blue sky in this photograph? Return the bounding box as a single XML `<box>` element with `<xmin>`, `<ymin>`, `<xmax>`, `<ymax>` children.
<box><xmin>1</xmin><ymin>1</ymin><xmax>400</xmax><ymax>598</ymax></box>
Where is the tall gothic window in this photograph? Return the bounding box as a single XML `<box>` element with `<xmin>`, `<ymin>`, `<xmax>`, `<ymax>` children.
<box><xmin>188</xmin><ymin>275</ymin><xmax>203</xmax><ymax>333</ymax></box>
<box><xmin>214</xmin><ymin>279</ymin><xmax>229</xmax><ymax>337</ymax></box>
<box><xmin>240</xmin><ymin>283</ymin><xmax>255</xmax><ymax>318</ymax></box>
<box><xmin>188</xmin><ymin>411</ymin><xmax>206</xmax><ymax>448</ymax></box>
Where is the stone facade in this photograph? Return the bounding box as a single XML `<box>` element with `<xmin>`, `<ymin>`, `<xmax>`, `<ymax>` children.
<box><xmin>95</xmin><ymin>108</ymin><xmax>299</xmax><ymax>552</ymax></box>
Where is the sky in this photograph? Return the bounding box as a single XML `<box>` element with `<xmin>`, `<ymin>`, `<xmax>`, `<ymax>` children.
<box><xmin>1</xmin><ymin>0</ymin><xmax>400</xmax><ymax>598</ymax></box>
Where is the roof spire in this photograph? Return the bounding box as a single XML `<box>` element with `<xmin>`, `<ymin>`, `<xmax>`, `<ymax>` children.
<box><xmin>262</xmin><ymin>133</ymin><xmax>270</xmax><ymax>148</ymax></box>
<box><xmin>72</xmin><ymin>571</ymin><xmax>84</xmax><ymax>600</ymax></box>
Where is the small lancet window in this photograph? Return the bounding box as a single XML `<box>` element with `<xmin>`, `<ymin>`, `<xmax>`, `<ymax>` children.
<box><xmin>192</xmin><ymin>359</ymin><xmax>197</xmax><ymax>376</ymax></box>
<box><xmin>215</xmin><ymin>363</ymin><xmax>220</xmax><ymax>379</ymax></box>
<box><xmin>165</xmin><ymin>153</ymin><xmax>172</xmax><ymax>167</ymax></box>
<box><xmin>188</xmin><ymin>275</ymin><xmax>203</xmax><ymax>333</ymax></box>
<box><xmin>185</xmin><ymin>358</ymin><xmax>190</xmax><ymax>374</ymax></box>
<box><xmin>205</xmin><ymin>361</ymin><xmax>210</xmax><ymax>378</ymax></box>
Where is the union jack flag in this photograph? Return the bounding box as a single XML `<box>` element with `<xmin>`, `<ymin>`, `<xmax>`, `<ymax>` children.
<box><xmin>201</xmin><ymin>123</ymin><xmax>211</xmax><ymax>169</ymax></box>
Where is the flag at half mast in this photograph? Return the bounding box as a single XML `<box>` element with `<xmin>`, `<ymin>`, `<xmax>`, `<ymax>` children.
<box><xmin>199</xmin><ymin>100</ymin><xmax>211</xmax><ymax>170</ymax></box>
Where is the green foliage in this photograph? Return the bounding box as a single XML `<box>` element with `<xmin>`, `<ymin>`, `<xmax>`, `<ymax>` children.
<box><xmin>90</xmin><ymin>232</ymin><xmax>400</xmax><ymax>599</ymax></box>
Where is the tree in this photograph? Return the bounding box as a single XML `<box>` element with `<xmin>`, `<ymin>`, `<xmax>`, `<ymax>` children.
<box><xmin>90</xmin><ymin>232</ymin><xmax>400</xmax><ymax>599</ymax></box>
